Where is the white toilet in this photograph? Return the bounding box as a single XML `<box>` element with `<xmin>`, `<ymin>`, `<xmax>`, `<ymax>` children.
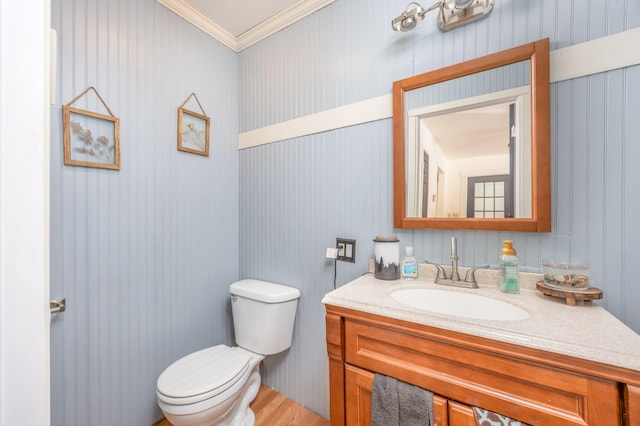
<box><xmin>156</xmin><ymin>279</ymin><xmax>301</xmax><ymax>426</ymax></box>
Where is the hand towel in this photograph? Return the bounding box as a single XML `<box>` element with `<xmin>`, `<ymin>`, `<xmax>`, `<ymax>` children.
<box><xmin>371</xmin><ymin>373</ymin><xmax>434</xmax><ymax>426</ymax></box>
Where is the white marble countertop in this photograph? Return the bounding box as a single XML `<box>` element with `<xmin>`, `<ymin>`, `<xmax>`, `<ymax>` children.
<box><xmin>322</xmin><ymin>264</ymin><xmax>640</xmax><ymax>372</ymax></box>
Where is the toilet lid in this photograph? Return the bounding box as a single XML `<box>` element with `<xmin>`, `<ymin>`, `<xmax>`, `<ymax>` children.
<box><xmin>157</xmin><ymin>345</ymin><xmax>251</xmax><ymax>401</ymax></box>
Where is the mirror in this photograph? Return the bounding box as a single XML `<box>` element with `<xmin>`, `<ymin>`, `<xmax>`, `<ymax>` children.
<box><xmin>393</xmin><ymin>39</ymin><xmax>551</xmax><ymax>232</ymax></box>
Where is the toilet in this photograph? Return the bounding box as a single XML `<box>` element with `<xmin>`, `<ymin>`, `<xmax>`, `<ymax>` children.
<box><xmin>156</xmin><ymin>279</ymin><xmax>301</xmax><ymax>426</ymax></box>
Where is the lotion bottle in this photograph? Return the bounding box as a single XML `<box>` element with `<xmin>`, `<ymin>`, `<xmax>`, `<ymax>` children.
<box><xmin>401</xmin><ymin>246</ymin><xmax>418</xmax><ymax>280</ymax></box>
<box><xmin>499</xmin><ymin>240</ymin><xmax>520</xmax><ymax>293</ymax></box>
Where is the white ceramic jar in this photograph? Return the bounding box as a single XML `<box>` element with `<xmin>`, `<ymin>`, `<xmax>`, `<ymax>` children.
<box><xmin>373</xmin><ymin>236</ymin><xmax>400</xmax><ymax>280</ymax></box>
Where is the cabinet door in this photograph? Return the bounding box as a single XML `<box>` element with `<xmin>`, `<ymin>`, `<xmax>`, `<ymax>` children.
<box><xmin>344</xmin><ymin>364</ymin><xmax>448</xmax><ymax>425</ymax></box>
<box><xmin>447</xmin><ymin>400</ymin><xmax>477</xmax><ymax>426</ymax></box>
<box><xmin>345</xmin><ymin>364</ymin><xmax>373</xmax><ymax>426</ymax></box>
<box><xmin>625</xmin><ymin>384</ymin><xmax>640</xmax><ymax>426</ymax></box>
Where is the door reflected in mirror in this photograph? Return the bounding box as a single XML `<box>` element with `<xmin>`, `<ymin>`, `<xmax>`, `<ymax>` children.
<box><xmin>393</xmin><ymin>39</ymin><xmax>551</xmax><ymax>232</ymax></box>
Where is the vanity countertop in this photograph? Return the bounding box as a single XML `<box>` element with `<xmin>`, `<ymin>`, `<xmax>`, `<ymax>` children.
<box><xmin>322</xmin><ymin>267</ymin><xmax>640</xmax><ymax>372</ymax></box>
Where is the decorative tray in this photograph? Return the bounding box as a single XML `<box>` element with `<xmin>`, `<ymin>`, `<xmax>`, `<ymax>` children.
<box><xmin>536</xmin><ymin>281</ymin><xmax>602</xmax><ymax>306</ymax></box>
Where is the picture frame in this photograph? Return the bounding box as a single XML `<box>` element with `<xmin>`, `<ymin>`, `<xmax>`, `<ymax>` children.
<box><xmin>63</xmin><ymin>105</ymin><xmax>120</xmax><ymax>170</ymax></box>
<box><xmin>177</xmin><ymin>107</ymin><xmax>210</xmax><ymax>156</ymax></box>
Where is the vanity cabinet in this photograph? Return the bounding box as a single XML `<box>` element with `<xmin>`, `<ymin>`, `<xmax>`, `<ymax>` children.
<box><xmin>326</xmin><ymin>305</ymin><xmax>640</xmax><ymax>426</ymax></box>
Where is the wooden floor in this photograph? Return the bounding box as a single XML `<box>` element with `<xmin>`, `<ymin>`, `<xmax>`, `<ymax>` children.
<box><xmin>156</xmin><ymin>384</ymin><xmax>328</xmax><ymax>426</ymax></box>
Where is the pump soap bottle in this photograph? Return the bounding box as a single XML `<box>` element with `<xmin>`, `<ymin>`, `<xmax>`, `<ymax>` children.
<box><xmin>401</xmin><ymin>246</ymin><xmax>418</xmax><ymax>280</ymax></box>
<box><xmin>499</xmin><ymin>240</ymin><xmax>520</xmax><ymax>293</ymax></box>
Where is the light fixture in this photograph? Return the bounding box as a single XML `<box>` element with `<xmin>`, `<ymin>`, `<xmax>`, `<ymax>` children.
<box><xmin>391</xmin><ymin>0</ymin><xmax>495</xmax><ymax>32</ymax></box>
<box><xmin>452</xmin><ymin>0</ymin><xmax>474</xmax><ymax>9</ymax></box>
<box><xmin>391</xmin><ymin>2</ymin><xmax>439</xmax><ymax>32</ymax></box>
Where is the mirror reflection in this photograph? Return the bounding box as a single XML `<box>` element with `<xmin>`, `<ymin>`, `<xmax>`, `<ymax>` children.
<box><xmin>404</xmin><ymin>61</ymin><xmax>531</xmax><ymax>219</ymax></box>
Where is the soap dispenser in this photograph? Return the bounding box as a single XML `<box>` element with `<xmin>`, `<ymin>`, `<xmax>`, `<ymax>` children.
<box><xmin>499</xmin><ymin>240</ymin><xmax>519</xmax><ymax>293</ymax></box>
<box><xmin>401</xmin><ymin>246</ymin><xmax>418</xmax><ymax>280</ymax></box>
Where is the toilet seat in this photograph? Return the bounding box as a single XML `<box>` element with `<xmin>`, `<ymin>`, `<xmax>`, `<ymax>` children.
<box><xmin>157</xmin><ymin>345</ymin><xmax>251</xmax><ymax>406</ymax></box>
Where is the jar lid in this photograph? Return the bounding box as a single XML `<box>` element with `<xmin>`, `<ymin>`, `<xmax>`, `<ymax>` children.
<box><xmin>374</xmin><ymin>236</ymin><xmax>399</xmax><ymax>242</ymax></box>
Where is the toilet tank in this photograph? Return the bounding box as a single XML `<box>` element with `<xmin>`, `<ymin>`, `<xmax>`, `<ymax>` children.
<box><xmin>229</xmin><ymin>279</ymin><xmax>301</xmax><ymax>355</ymax></box>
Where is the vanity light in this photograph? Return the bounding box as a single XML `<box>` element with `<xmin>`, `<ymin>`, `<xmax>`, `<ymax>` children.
<box><xmin>452</xmin><ymin>0</ymin><xmax>475</xmax><ymax>9</ymax></box>
<box><xmin>391</xmin><ymin>0</ymin><xmax>495</xmax><ymax>32</ymax></box>
<box><xmin>391</xmin><ymin>2</ymin><xmax>438</xmax><ymax>32</ymax></box>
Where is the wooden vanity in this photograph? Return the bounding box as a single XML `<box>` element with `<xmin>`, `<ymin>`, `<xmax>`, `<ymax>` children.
<box><xmin>323</xmin><ymin>275</ymin><xmax>640</xmax><ymax>425</ymax></box>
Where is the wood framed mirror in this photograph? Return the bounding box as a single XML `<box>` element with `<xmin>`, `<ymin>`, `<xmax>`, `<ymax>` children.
<box><xmin>393</xmin><ymin>38</ymin><xmax>551</xmax><ymax>232</ymax></box>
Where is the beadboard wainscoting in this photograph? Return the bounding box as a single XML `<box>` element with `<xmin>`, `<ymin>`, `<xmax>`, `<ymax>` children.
<box><xmin>49</xmin><ymin>0</ymin><xmax>239</xmax><ymax>424</ymax></box>
<box><xmin>238</xmin><ymin>0</ymin><xmax>640</xmax><ymax>419</ymax></box>
<box><xmin>239</xmin><ymin>28</ymin><xmax>640</xmax><ymax>149</ymax></box>
<box><xmin>46</xmin><ymin>0</ymin><xmax>640</xmax><ymax>424</ymax></box>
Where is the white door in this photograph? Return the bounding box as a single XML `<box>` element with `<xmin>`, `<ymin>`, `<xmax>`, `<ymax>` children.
<box><xmin>0</xmin><ymin>0</ymin><xmax>52</xmax><ymax>424</ymax></box>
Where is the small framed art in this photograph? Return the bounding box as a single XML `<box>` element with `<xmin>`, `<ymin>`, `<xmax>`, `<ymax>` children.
<box><xmin>177</xmin><ymin>107</ymin><xmax>210</xmax><ymax>156</ymax></box>
<box><xmin>63</xmin><ymin>105</ymin><xmax>120</xmax><ymax>170</ymax></box>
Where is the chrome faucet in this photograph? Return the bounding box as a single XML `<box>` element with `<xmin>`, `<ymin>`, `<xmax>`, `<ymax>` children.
<box><xmin>450</xmin><ymin>236</ymin><xmax>460</xmax><ymax>281</ymax></box>
<box><xmin>425</xmin><ymin>236</ymin><xmax>488</xmax><ymax>289</ymax></box>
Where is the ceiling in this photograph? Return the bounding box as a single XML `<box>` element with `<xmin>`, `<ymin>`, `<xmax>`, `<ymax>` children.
<box><xmin>157</xmin><ymin>0</ymin><xmax>335</xmax><ymax>52</ymax></box>
<box><xmin>424</xmin><ymin>102</ymin><xmax>512</xmax><ymax>160</ymax></box>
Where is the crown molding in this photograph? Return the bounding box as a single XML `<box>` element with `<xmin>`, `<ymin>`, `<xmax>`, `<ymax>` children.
<box><xmin>156</xmin><ymin>0</ymin><xmax>236</xmax><ymax>50</ymax></box>
<box><xmin>157</xmin><ymin>0</ymin><xmax>335</xmax><ymax>52</ymax></box>
<box><xmin>236</xmin><ymin>0</ymin><xmax>335</xmax><ymax>51</ymax></box>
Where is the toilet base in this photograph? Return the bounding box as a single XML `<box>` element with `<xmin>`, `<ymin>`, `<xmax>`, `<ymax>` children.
<box><xmin>227</xmin><ymin>369</ymin><xmax>261</xmax><ymax>425</ymax></box>
<box><xmin>160</xmin><ymin>362</ymin><xmax>262</xmax><ymax>426</ymax></box>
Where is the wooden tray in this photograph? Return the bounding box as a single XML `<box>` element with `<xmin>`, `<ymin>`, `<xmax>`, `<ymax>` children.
<box><xmin>536</xmin><ymin>281</ymin><xmax>602</xmax><ymax>306</ymax></box>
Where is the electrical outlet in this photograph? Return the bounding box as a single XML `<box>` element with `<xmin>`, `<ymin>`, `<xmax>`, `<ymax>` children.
<box><xmin>336</xmin><ymin>238</ymin><xmax>356</xmax><ymax>263</ymax></box>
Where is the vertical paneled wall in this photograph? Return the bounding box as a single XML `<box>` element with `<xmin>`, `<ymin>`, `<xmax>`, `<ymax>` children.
<box><xmin>49</xmin><ymin>0</ymin><xmax>239</xmax><ymax>424</ymax></box>
<box><xmin>239</xmin><ymin>0</ymin><xmax>640</xmax><ymax>418</ymax></box>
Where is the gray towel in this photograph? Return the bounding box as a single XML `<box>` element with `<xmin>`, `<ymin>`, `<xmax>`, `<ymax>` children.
<box><xmin>371</xmin><ymin>374</ymin><xmax>434</xmax><ymax>426</ymax></box>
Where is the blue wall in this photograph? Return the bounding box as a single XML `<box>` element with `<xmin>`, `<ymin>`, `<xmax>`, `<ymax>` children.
<box><xmin>49</xmin><ymin>0</ymin><xmax>239</xmax><ymax>424</ymax></box>
<box><xmin>48</xmin><ymin>0</ymin><xmax>640</xmax><ymax>423</ymax></box>
<box><xmin>239</xmin><ymin>0</ymin><xmax>640</xmax><ymax>418</ymax></box>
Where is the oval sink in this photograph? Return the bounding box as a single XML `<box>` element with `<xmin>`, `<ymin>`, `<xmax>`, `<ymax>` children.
<box><xmin>390</xmin><ymin>288</ymin><xmax>529</xmax><ymax>321</ymax></box>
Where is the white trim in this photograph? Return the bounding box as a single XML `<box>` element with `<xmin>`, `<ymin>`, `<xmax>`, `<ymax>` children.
<box><xmin>237</xmin><ymin>0</ymin><xmax>335</xmax><ymax>51</ymax></box>
<box><xmin>156</xmin><ymin>0</ymin><xmax>236</xmax><ymax>49</ymax></box>
<box><xmin>50</xmin><ymin>29</ymin><xmax>57</xmax><ymax>105</ymax></box>
<box><xmin>549</xmin><ymin>27</ymin><xmax>640</xmax><ymax>83</ymax></box>
<box><xmin>408</xmin><ymin>86</ymin><xmax>529</xmax><ymax>118</ymax></box>
<box><xmin>156</xmin><ymin>0</ymin><xmax>335</xmax><ymax>52</ymax></box>
<box><xmin>0</xmin><ymin>0</ymin><xmax>51</xmax><ymax>424</ymax></box>
<box><xmin>238</xmin><ymin>94</ymin><xmax>392</xmax><ymax>149</ymax></box>
<box><xmin>238</xmin><ymin>28</ymin><xmax>640</xmax><ymax>150</ymax></box>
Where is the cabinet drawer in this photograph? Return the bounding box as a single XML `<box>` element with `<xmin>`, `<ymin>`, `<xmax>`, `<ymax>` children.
<box><xmin>344</xmin><ymin>319</ymin><xmax>621</xmax><ymax>425</ymax></box>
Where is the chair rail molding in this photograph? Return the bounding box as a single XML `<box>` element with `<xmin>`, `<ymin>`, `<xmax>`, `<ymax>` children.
<box><xmin>238</xmin><ymin>27</ymin><xmax>640</xmax><ymax>150</ymax></box>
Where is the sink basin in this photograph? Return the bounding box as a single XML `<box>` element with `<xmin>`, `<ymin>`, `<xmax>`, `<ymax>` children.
<box><xmin>390</xmin><ymin>288</ymin><xmax>529</xmax><ymax>321</ymax></box>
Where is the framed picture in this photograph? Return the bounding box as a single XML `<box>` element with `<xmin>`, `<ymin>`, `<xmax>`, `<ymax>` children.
<box><xmin>63</xmin><ymin>106</ymin><xmax>120</xmax><ymax>170</ymax></box>
<box><xmin>178</xmin><ymin>107</ymin><xmax>210</xmax><ymax>156</ymax></box>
